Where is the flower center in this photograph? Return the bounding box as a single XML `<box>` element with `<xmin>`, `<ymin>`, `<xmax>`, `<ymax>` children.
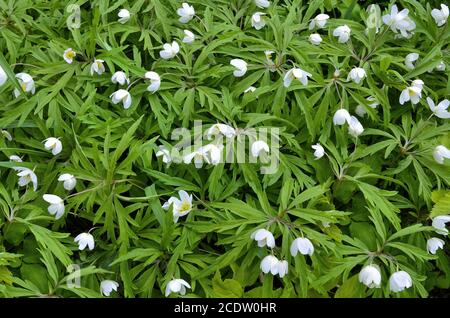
<box><xmin>21</xmin><ymin>82</ymin><xmax>27</xmax><ymax>92</ymax></box>
<box><xmin>179</xmin><ymin>200</ymin><xmax>191</xmax><ymax>212</ymax></box>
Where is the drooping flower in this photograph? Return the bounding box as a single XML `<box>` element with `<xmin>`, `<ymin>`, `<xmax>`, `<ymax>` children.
<box><xmin>43</xmin><ymin>194</ymin><xmax>65</xmax><ymax>220</ymax></box>
<box><xmin>230</xmin><ymin>59</ymin><xmax>247</xmax><ymax>77</ymax></box>
<box><xmin>309</xmin><ymin>13</ymin><xmax>330</xmax><ymax>30</ymax></box>
<box><xmin>0</xmin><ymin>65</ymin><xmax>7</xmax><ymax>86</ymax></box>
<box><xmin>111</xmin><ymin>71</ymin><xmax>129</xmax><ymax>86</ymax></box>
<box><xmin>58</xmin><ymin>173</ymin><xmax>76</xmax><ymax>191</ymax></box>
<box><xmin>9</xmin><ymin>155</ymin><xmax>22</xmax><ymax>162</ymax></box>
<box><xmin>162</xmin><ymin>190</ymin><xmax>193</xmax><ymax>223</ymax></box>
<box><xmin>251</xmin><ymin>140</ymin><xmax>269</xmax><ymax>158</ymax></box>
<box><xmin>14</xmin><ymin>73</ymin><xmax>35</xmax><ymax>97</ymax></box>
<box><xmin>144</xmin><ymin>71</ymin><xmax>161</xmax><ymax>93</ymax></box>
<box><xmin>432</xmin><ymin>215</ymin><xmax>450</xmax><ymax>234</ymax></box>
<box><xmin>431</xmin><ymin>4</ymin><xmax>449</xmax><ymax>27</ymax></box>
<box><xmin>43</xmin><ymin>137</ymin><xmax>62</xmax><ymax>155</ymax></box>
<box><xmin>183</xmin><ymin>144</ymin><xmax>223</xmax><ymax>168</ymax></box>
<box><xmin>74</xmin><ymin>233</ymin><xmax>95</xmax><ymax>251</ymax></box>
<box><xmin>251</xmin><ymin>12</ymin><xmax>266</xmax><ymax>30</ymax></box>
<box><xmin>63</xmin><ymin>48</ymin><xmax>76</xmax><ymax>64</ymax></box>
<box><xmin>389</xmin><ymin>271</ymin><xmax>412</xmax><ymax>292</ymax></box>
<box><xmin>427</xmin><ymin>237</ymin><xmax>445</xmax><ymax>254</ymax></box>
<box><xmin>15</xmin><ymin>167</ymin><xmax>38</xmax><ymax>191</ymax></box>
<box><xmin>427</xmin><ymin>97</ymin><xmax>450</xmax><ymax>119</ymax></box>
<box><xmin>359</xmin><ymin>265</ymin><xmax>382</xmax><ymax>288</ymax></box>
<box><xmin>433</xmin><ymin>145</ymin><xmax>450</xmax><ymax>164</ymax></box>
<box><xmin>110</xmin><ymin>89</ymin><xmax>132</xmax><ymax>109</ymax></box>
<box><xmin>1</xmin><ymin>130</ymin><xmax>12</xmax><ymax>141</ymax></box>
<box><xmin>347</xmin><ymin>67</ymin><xmax>366</xmax><ymax>84</ymax></box>
<box><xmin>255</xmin><ymin>0</ymin><xmax>270</xmax><ymax>9</ymax></box>
<box><xmin>348</xmin><ymin>116</ymin><xmax>364</xmax><ymax>137</ymax></box>
<box><xmin>156</xmin><ymin>145</ymin><xmax>172</xmax><ymax>164</ymax></box>
<box><xmin>355</xmin><ymin>96</ymin><xmax>379</xmax><ymax>117</ymax></box>
<box><xmin>160</xmin><ymin>42</ymin><xmax>180</xmax><ymax>59</ymax></box>
<box><xmin>290</xmin><ymin>237</ymin><xmax>314</xmax><ymax>256</ymax></box>
<box><xmin>283</xmin><ymin>68</ymin><xmax>312</xmax><ymax>87</ymax></box>
<box><xmin>277</xmin><ymin>260</ymin><xmax>288</xmax><ymax>278</ymax></box>
<box><xmin>333</xmin><ymin>25</ymin><xmax>351</xmax><ymax>43</ymax></box>
<box><xmin>118</xmin><ymin>9</ymin><xmax>130</xmax><ymax>24</ymax></box>
<box><xmin>244</xmin><ymin>86</ymin><xmax>257</xmax><ymax>94</ymax></box>
<box><xmin>182</xmin><ymin>30</ymin><xmax>195</xmax><ymax>43</ymax></box>
<box><xmin>405</xmin><ymin>53</ymin><xmax>419</xmax><ymax>70</ymax></box>
<box><xmin>90</xmin><ymin>59</ymin><xmax>105</xmax><ymax>76</ymax></box>
<box><xmin>100</xmin><ymin>280</ymin><xmax>119</xmax><ymax>297</ymax></box>
<box><xmin>333</xmin><ymin>109</ymin><xmax>351</xmax><ymax>125</ymax></box>
<box><xmin>382</xmin><ymin>5</ymin><xmax>416</xmax><ymax>38</ymax></box>
<box><xmin>206</xmin><ymin>123</ymin><xmax>236</xmax><ymax>139</ymax></box>
<box><xmin>177</xmin><ymin>3</ymin><xmax>195</xmax><ymax>24</ymax></box>
<box><xmin>251</xmin><ymin>229</ymin><xmax>275</xmax><ymax>248</ymax></box>
<box><xmin>312</xmin><ymin>143</ymin><xmax>325</xmax><ymax>159</ymax></box>
<box><xmin>436</xmin><ymin>61</ymin><xmax>446</xmax><ymax>71</ymax></box>
<box><xmin>260</xmin><ymin>255</ymin><xmax>280</xmax><ymax>275</ymax></box>
<box><xmin>165</xmin><ymin>279</ymin><xmax>191</xmax><ymax>297</ymax></box>
<box><xmin>309</xmin><ymin>33</ymin><xmax>322</xmax><ymax>45</ymax></box>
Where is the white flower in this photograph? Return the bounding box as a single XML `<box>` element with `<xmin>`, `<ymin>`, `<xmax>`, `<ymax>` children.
<box><xmin>405</xmin><ymin>53</ymin><xmax>419</xmax><ymax>70</ymax></box>
<box><xmin>144</xmin><ymin>71</ymin><xmax>161</xmax><ymax>93</ymax></box>
<box><xmin>251</xmin><ymin>12</ymin><xmax>266</xmax><ymax>30</ymax></box>
<box><xmin>255</xmin><ymin>0</ymin><xmax>270</xmax><ymax>9</ymax></box>
<box><xmin>63</xmin><ymin>48</ymin><xmax>76</xmax><ymax>64</ymax></box>
<box><xmin>355</xmin><ymin>97</ymin><xmax>379</xmax><ymax>117</ymax></box>
<box><xmin>432</xmin><ymin>215</ymin><xmax>450</xmax><ymax>234</ymax></box>
<box><xmin>309</xmin><ymin>33</ymin><xmax>322</xmax><ymax>45</ymax></box>
<box><xmin>58</xmin><ymin>173</ymin><xmax>76</xmax><ymax>191</ymax></box>
<box><xmin>427</xmin><ymin>237</ymin><xmax>445</xmax><ymax>254</ymax></box>
<box><xmin>348</xmin><ymin>116</ymin><xmax>364</xmax><ymax>137</ymax></box>
<box><xmin>427</xmin><ymin>97</ymin><xmax>450</xmax><ymax>119</ymax></box>
<box><xmin>0</xmin><ymin>65</ymin><xmax>7</xmax><ymax>86</ymax></box>
<box><xmin>333</xmin><ymin>109</ymin><xmax>351</xmax><ymax>125</ymax></box>
<box><xmin>43</xmin><ymin>137</ymin><xmax>62</xmax><ymax>155</ymax></box>
<box><xmin>251</xmin><ymin>229</ymin><xmax>275</xmax><ymax>248</ymax></box>
<box><xmin>333</xmin><ymin>25</ymin><xmax>351</xmax><ymax>43</ymax></box>
<box><xmin>359</xmin><ymin>265</ymin><xmax>382</xmax><ymax>288</ymax></box>
<box><xmin>290</xmin><ymin>237</ymin><xmax>314</xmax><ymax>256</ymax></box>
<box><xmin>160</xmin><ymin>41</ymin><xmax>180</xmax><ymax>59</ymax></box>
<box><xmin>312</xmin><ymin>143</ymin><xmax>325</xmax><ymax>159</ymax></box>
<box><xmin>9</xmin><ymin>155</ymin><xmax>22</xmax><ymax>162</ymax></box>
<box><xmin>244</xmin><ymin>86</ymin><xmax>257</xmax><ymax>93</ymax></box>
<box><xmin>264</xmin><ymin>50</ymin><xmax>274</xmax><ymax>61</ymax></box>
<box><xmin>399</xmin><ymin>85</ymin><xmax>422</xmax><ymax>105</ymax></box>
<box><xmin>156</xmin><ymin>145</ymin><xmax>172</xmax><ymax>164</ymax></box>
<box><xmin>283</xmin><ymin>68</ymin><xmax>312</xmax><ymax>87</ymax></box>
<box><xmin>118</xmin><ymin>9</ymin><xmax>130</xmax><ymax>24</ymax></box>
<box><xmin>15</xmin><ymin>167</ymin><xmax>37</xmax><ymax>191</ymax></box>
<box><xmin>347</xmin><ymin>67</ymin><xmax>366</xmax><ymax>84</ymax></box>
<box><xmin>309</xmin><ymin>13</ymin><xmax>329</xmax><ymax>30</ymax></box>
<box><xmin>111</xmin><ymin>71</ymin><xmax>129</xmax><ymax>86</ymax></box>
<box><xmin>251</xmin><ymin>140</ymin><xmax>269</xmax><ymax>158</ymax></box>
<box><xmin>74</xmin><ymin>233</ymin><xmax>95</xmax><ymax>251</ymax></box>
<box><xmin>436</xmin><ymin>61</ymin><xmax>446</xmax><ymax>71</ymax></box>
<box><xmin>431</xmin><ymin>4</ymin><xmax>449</xmax><ymax>27</ymax></box>
<box><xmin>277</xmin><ymin>260</ymin><xmax>288</xmax><ymax>278</ymax></box>
<box><xmin>1</xmin><ymin>130</ymin><xmax>12</xmax><ymax>141</ymax></box>
<box><xmin>355</xmin><ymin>105</ymin><xmax>367</xmax><ymax>117</ymax></box>
<box><xmin>206</xmin><ymin>123</ymin><xmax>236</xmax><ymax>139</ymax></box>
<box><xmin>260</xmin><ymin>255</ymin><xmax>280</xmax><ymax>275</ymax></box>
<box><xmin>165</xmin><ymin>279</ymin><xmax>191</xmax><ymax>297</ymax></box>
<box><xmin>100</xmin><ymin>280</ymin><xmax>119</xmax><ymax>297</ymax></box>
<box><xmin>389</xmin><ymin>271</ymin><xmax>412</xmax><ymax>292</ymax></box>
<box><xmin>184</xmin><ymin>144</ymin><xmax>223</xmax><ymax>168</ymax></box>
<box><xmin>411</xmin><ymin>79</ymin><xmax>424</xmax><ymax>90</ymax></box>
<box><xmin>182</xmin><ymin>30</ymin><xmax>195</xmax><ymax>43</ymax></box>
<box><xmin>43</xmin><ymin>194</ymin><xmax>65</xmax><ymax>220</ymax></box>
<box><xmin>382</xmin><ymin>5</ymin><xmax>416</xmax><ymax>38</ymax></box>
<box><xmin>433</xmin><ymin>145</ymin><xmax>450</xmax><ymax>165</ymax></box>
<box><xmin>162</xmin><ymin>190</ymin><xmax>193</xmax><ymax>223</ymax></box>
<box><xmin>90</xmin><ymin>59</ymin><xmax>105</xmax><ymax>76</ymax></box>
<box><xmin>110</xmin><ymin>89</ymin><xmax>132</xmax><ymax>109</ymax></box>
<box><xmin>177</xmin><ymin>2</ymin><xmax>195</xmax><ymax>24</ymax></box>
<box><xmin>14</xmin><ymin>73</ymin><xmax>35</xmax><ymax>97</ymax></box>
<box><xmin>230</xmin><ymin>59</ymin><xmax>247</xmax><ymax>77</ymax></box>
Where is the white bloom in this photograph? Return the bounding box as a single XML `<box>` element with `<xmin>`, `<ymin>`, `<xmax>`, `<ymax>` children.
<box><xmin>90</xmin><ymin>59</ymin><xmax>105</xmax><ymax>76</ymax></box>
<box><xmin>436</xmin><ymin>61</ymin><xmax>446</xmax><ymax>71</ymax></box>
<box><xmin>43</xmin><ymin>137</ymin><xmax>62</xmax><ymax>155</ymax></box>
<box><xmin>356</xmin><ymin>97</ymin><xmax>379</xmax><ymax>117</ymax></box>
<box><xmin>405</xmin><ymin>53</ymin><xmax>419</xmax><ymax>70</ymax></box>
<box><xmin>427</xmin><ymin>97</ymin><xmax>450</xmax><ymax>119</ymax></box>
<box><xmin>251</xmin><ymin>140</ymin><xmax>269</xmax><ymax>158</ymax></box>
<box><xmin>348</xmin><ymin>116</ymin><xmax>364</xmax><ymax>137</ymax></box>
<box><xmin>399</xmin><ymin>86</ymin><xmax>422</xmax><ymax>105</ymax></box>
<box><xmin>251</xmin><ymin>12</ymin><xmax>266</xmax><ymax>30</ymax></box>
<box><xmin>0</xmin><ymin>65</ymin><xmax>7</xmax><ymax>86</ymax></box>
<box><xmin>165</xmin><ymin>279</ymin><xmax>191</xmax><ymax>297</ymax></box>
<box><xmin>431</xmin><ymin>4</ymin><xmax>449</xmax><ymax>27</ymax></box>
<box><xmin>9</xmin><ymin>155</ymin><xmax>22</xmax><ymax>162</ymax></box>
<box><xmin>290</xmin><ymin>237</ymin><xmax>314</xmax><ymax>256</ymax></box>
<box><xmin>244</xmin><ymin>86</ymin><xmax>257</xmax><ymax>93</ymax></box>
<box><xmin>162</xmin><ymin>190</ymin><xmax>193</xmax><ymax>223</ymax></box>
<box><xmin>283</xmin><ymin>68</ymin><xmax>312</xmax><ymax>87</ymax></box>
<box><xmin>264</xmin><ymin>50</ymin><xmax>274</xmax><ymax>61</ymax></box>
<box><xmin>309</xmin><ymin>13</ymin><xmax>329</xmax><ymax>30</ymax></box>
<box><xmin>110</xmin><ymin>89</ymin><xmax>132</xmax><ymax>109</ymax></box>
<box><xmin>432</xmin><ymin>215</ymin><xmax>450</xmax><ymax>234</ymax></box>
<box><xmin>382</xmin><ymin>5</ymin><xmax>416</xmax><ymax>38</ymax></box>
<box><xmin>58</xmin><ymin>173</ymin><xmax>76</xmax><ymax>191</ymax></box>
<box><xmin>260</xmin><ymin>255</ymin><xmax>280</xmax><ymax>275</ymax></box>
<box><xmin>14</xmin><ymin>73</ymin><xmax>35</xmax><ymax>97</ymax></box>
<box><xmin>177</xmin><ymin>2</ymin><xmax>195</xmax><ymax>24</ymax></box>
<box><xmin>333</xmin><ymin>109</ymin><xmax>351</xmax><ymax>125</ymax></box>
<box><xmin>111</xmin><ymin>71</ymin><xmax>129</xmax><ymax>86</ymax></box>
<box><xmin>333</xmin><ymin>25</ymin><xmax>351</xmax><ymax>43</ymax></box>
<box><xmin>100</xmin><ymin>280</ymin><xmax>119</xmax><ymax>297</ymax></box>
<box><xmin>312</xmin><ymin>143</ymin><xmax>325</xmax><ymax>159</ymax></box>
<box><xmin>389</xmin><ymin>271</ymin><xmax>412</xmax><ymax>292</ymax></box>
<box><xmin>160</xmin><ymin>41</ymin><xmax>180</xmax><ymax>59</ymax></box>
<box><xmin>309</xmin><ymin>33</ymin><xmax>322</xmax><ymax>45</ymax></box>
<box><xmin>15</xmin><ymin>167</ymin><xmax>38</xmax><ymax>191</ymax></box>
<box><xmin>277</xmin><ymin>260</ymin><xmax>288</xmax><ymax>278</ymax></box>
<box><xmin>411</xmin><ymin>79</ymin><xmax>424</xmax><ymax>90</ymax></box>
<box><xmin>359</xmin><ymin>265</ymin><xmax>382</xmax><ymax>288</ymax></box>
<box><xmin>43</xmin><ymin>194</ymin><xmax>65</xmax><ymax>220</ymax></box>
<box><xmin>230</xmin><ymin>59</ymin><xmax>247</xmax><ymax>77</ymax></box>
<box><xmin>206</xmin><ymin>123</ymin><xmax>236</xmax><ymax>139</ymax></box>
<box><xmin>182</xmin><ymin>30</ymin><xmax>195</xmax><ymax>43</ymax></box>
<box><xmin>63</xmin><ymin>48</ymin><xmax>76</xmax><ymax>64</ymax></box>
<box><xmin>347</xmin><ymin>67</ymin><xmax>366</xmax><ymax>84</ymax></box>
<box><xmin>251</xmin><ymin>229</ymin><xmax>275</xmax><ymax>248</ymax></box>
<box><xmin>1</xmin><ymin>130</ymin><xmax>12</xmax><ymax>141</ymax></box>
<box><xmin>156</xmin><ymin>145</ymin><xmax>172</xmax><ymax>164</ymax></box>
<box><xmin>427</xmin><ymin>237</ymin><xmax>445</xmax><ymax>254</ymax></box>
<box><xmin>255</xmin><ymin>0</ymin><xmax>270</xmax><ymax>9</ymax></box>
<box><xmin>118</xmin><ymin>9</ymin><xmax>130</xmax><ymax>24</ymax></box>
<box><xmin>144</xmin><ymin>71</ymin><xmax>161</xmax><ymax>93</ymax></box>
<box><xmin>433</xmin><ymin>145</ymin><xmax>450</xmax><ymax>165</ymax></box>
<box><xmin>74</xmin><ymin>233</ymin><xmax>95</xmax><ymax>251</ymax></box>
<box><xmin>184</xmin><ymin>144</ymin><xmax>223</xmax><ymax>168</ymax></box>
